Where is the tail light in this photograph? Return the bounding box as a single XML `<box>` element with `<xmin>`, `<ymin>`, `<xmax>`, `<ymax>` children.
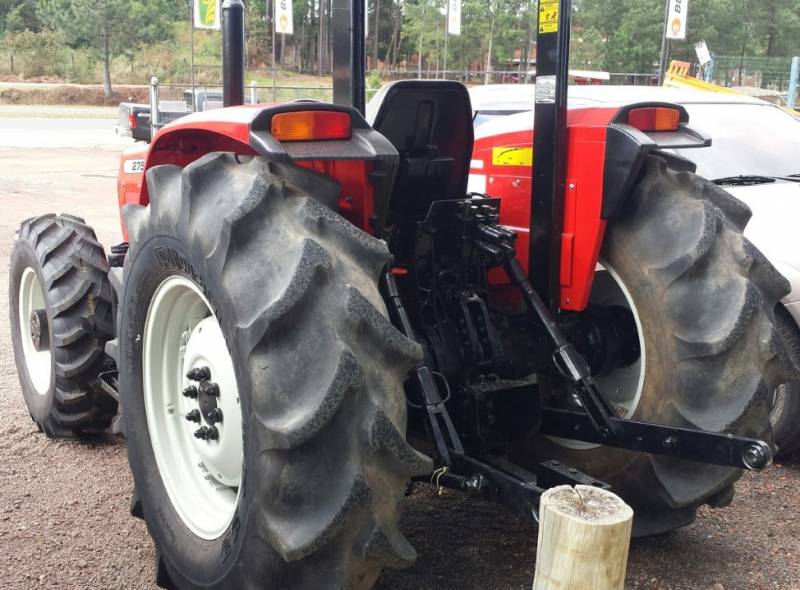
<box><xmin>626</xmin><ymin>107</ymin><xmax>681</xmax><ymax>132</ymax></box>
<box><xmin>271</xmin><ymin>111</ymin><xmax>352</xmax><ymax>142</ymax></box>
<box><xmin>128</xmin><ymin>112</ymin><xmax>137</xmax><ymax>130</ymax></box>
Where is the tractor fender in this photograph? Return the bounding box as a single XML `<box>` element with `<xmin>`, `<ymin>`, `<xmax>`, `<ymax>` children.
<box><xmin>116</xmin><ymin>103</ymin><xmax>398</xmax><ymax>240</ymax></box>
<box><xmin>472</xmin><ymin>103</ymin><xmax>710</xmax><ymax>312</ymax></box>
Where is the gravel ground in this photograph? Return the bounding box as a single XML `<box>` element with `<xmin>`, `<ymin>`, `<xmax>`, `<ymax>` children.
<box><xmin>0</xmin><ymin>120</ymin><xmax>798</xmax><ymax>590</ymax></box>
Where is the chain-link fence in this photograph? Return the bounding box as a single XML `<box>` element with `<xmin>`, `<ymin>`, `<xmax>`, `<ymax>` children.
<box><xmin>149</xmin><ymin>80</ymin><xmax>339</xmax><ymax>129</ymax></box>
<box><xmin>149</xmin><ymin>67</ymin><xmax>662</xmax><ymax>128</ymax></box>
<box><xmin>707</xmin><ymin>55</ymin><xmax>800</xmax><ymax>107</ymax></box>
<box><xmin>607</xmin><ymin>73</ymin><xmax>659</xmax><ymax>86</ymax></box>
<box><xmin>710</xmin><ymin>56</ymin><xmax>791</xmax><ymax>90</ymax></box>
<box><xmin>377</xmin><ymin>68</ymin><xmax>659</xmax><ymax>87</ymax></box>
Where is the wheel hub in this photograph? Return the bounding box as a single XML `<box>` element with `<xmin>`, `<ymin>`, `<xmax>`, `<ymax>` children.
<box><xmin>548</xmin><ymin>261</ymin><xmax>647</xmax><ymax>451</ymax></box>
<box><xmin>29</xmin><ymin>309</ymin><xmax>49</xmax><ymax>352</ymax></box>
<box><xmin>181</xmin><ymin>316</ymin><xmax>242</xmax><ymax>487</ymax></box>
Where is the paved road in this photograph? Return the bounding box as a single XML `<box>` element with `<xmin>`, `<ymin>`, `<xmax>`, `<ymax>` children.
<box><xmin>0</xmin><ymin>105</ymin><xmax>118</xmax><ymax>118</ymax></box>
<box><xmin>0</xmin><ymin>113</ymin><xmax>798</xmax><ymax>590</ymax></box>
<box><xmin>0</xmin><ymin>113</ymin><xmax>129</xmax><ymax>150</ymax></box>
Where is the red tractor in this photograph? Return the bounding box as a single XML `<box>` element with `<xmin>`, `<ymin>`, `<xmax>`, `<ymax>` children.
<box><xmin>8</xmin><ymin>1</ymin><xmax>790</xmax><ymax>588</ymax></box>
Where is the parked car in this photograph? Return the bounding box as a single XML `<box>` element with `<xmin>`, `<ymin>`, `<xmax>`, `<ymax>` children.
<box><xmin>466</xmin><ymin>84</ymin><xmax>800</xmax><ymax>454</ymax></box>
<box><xmin>116</xmin><ymin>102</ymin><xmax>154</xmax><ymax>143</ymax></box>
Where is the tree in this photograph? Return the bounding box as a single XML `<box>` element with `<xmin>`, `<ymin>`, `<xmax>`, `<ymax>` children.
<box><xmin>4</xmin><ymin>0</ymin><xmax>41</xmax><ymax>33</ymax></box>
<box><xmin>38</xmin><ymin>0</ymin><xmax>175</xmax><ymax>97</ymax></box>
<box><xmin>571</xmin><ymin>26</ymin><xmax>606</xmax><ymax>70</ymax></box>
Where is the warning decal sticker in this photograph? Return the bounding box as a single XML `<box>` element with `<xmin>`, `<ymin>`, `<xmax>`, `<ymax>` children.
<box><xmin>492</xmin><ymin>147</ymin><xmax>533</xmax><ymax>167</ymax></box>
<box><xmin>539</xmin><ymin>0</ymin><xmax>559</xmax><ymax>34</ymax></box>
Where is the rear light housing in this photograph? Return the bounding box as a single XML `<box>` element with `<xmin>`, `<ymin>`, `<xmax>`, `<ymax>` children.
<box><xmin>625</xmin><ymin>106</ymin><xmax>681</xmax><ymax>132</ymax></box>
<box><xmin>271</xmin><ymin>111</ymin><xmax>352</xmax><ymax>142</ymax></box>
<box><xmin>128</xmin><ymin>112</ymin><xmax>137</xmax><ymax>130</ymax></box>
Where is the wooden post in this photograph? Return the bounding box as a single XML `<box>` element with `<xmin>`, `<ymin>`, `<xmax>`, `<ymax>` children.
<box><xmin>533</xmin><ymin>485</ymin><xmax>633</xmax><ymax>590</ymax></box>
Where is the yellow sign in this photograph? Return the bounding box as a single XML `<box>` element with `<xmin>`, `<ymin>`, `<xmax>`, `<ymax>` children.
<box><xmin>539</xmin><ymin>0</ymin><xmax>559</xmax><ymax>34</ymax></box>
<box><xmin>492</xmin><ymin>147</ymin><xmax>533</xmax><ymax>167</ymax></box>
<box><xmin>194</xmin><ymin>0</ymin><xmax>220</xmax><ymax>30</ymax></box>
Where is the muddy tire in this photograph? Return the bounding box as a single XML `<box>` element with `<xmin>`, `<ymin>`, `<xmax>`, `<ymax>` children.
<box><xmin>9</xmin><ymin>214</ymin><xmax>117</xmax><ymax>437</ymax></box>
<box><xmin>120</xmin><ymin>153</ymin><xmax>431</xmax><ymax>589</ymax></box>
<box><xmin>524</xmin><ymin>155</ymin><xmax>789</xmax><ymax>536</ymax></box>
<box><xmin>770</xmin><ymin>304</ymin><xmax>800</xmax><ymax>456</ymax></box>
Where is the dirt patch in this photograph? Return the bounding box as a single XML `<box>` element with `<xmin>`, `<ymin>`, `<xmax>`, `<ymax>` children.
<box><xmin>0</xmin><ymin>84</ymin><xmax>148</xmax><ymax>106</ymax></box>
<box><xmin>0</xmin><ymin>74</ymin><xmax>65</xmax><ymax>84</ymax></box>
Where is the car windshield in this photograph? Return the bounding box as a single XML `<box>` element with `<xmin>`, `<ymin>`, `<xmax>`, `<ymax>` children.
<box><xmin>675</xmin><ymin>103</ymin><xmax>800</xmax><ymax>180</ymax></box>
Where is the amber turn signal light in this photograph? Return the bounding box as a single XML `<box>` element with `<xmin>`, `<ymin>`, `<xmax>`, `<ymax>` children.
<box><xmin>626</xmin><ymin>107</ymin><xmax>681</xmax><ymax>132</ymax></box>
<box><xmin>270</xmin><ymin>111</ymin><xmax>352</xmax><ymax>142</ymax></box>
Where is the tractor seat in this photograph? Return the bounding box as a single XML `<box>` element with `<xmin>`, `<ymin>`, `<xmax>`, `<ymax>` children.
<box><xmin>368</xmin><ymin>80</ymin><xmax>474</xmax><ymax>217</ymax></box>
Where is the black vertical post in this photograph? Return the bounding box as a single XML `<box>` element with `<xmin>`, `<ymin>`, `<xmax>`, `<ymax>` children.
<box><xmin>529</xmin><ymin>0</ymin><xmax>572</xmax><ymax>309</ymax></box>
<box><xmin>332</xmin><ymin>0</ymin><xmax>366</xmax><ymax>114</ymax></box>
<box><xmin>222</xmin><ymin>0</ymin><xmax>245</xmax><ymax>107</ymax></box>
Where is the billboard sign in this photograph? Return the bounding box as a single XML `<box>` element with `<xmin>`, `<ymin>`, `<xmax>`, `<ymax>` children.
<box><xmin>276</xmin><ymin>0</ymin><xmax>294</xmax><ymax>35</ymax></box>
<box><xmin>448</xmin><ymin>0</ymin><xmax>462</xmax><ymax>36</ymax></box>
<box><xmin>666</xmin><ymin>0</ymin><xmax>689</xmax><ymax>40</ymax></box>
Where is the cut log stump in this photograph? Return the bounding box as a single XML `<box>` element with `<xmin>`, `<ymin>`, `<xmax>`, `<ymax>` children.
<box><xmin>533</xmin><ymin>485</ymin><xmax>633</xmax><ymax>590</ymax></box>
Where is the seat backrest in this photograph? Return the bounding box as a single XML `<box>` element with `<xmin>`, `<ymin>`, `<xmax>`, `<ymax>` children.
<box><xmin>369</xmin><ymin>80</ymin><xmax>474</xmax><ymax>216</ymax></box>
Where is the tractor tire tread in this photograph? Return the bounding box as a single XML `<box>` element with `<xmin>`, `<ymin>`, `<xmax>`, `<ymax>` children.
<box><xmin>526</xmin><ymin>154</ymin><xmax>790</xmax><ymax>536</ymax></box>
<box><xmin>124</xmin><ymin>153</ymin><xmax>429</xmax><ymax>590</ymax></box>
<box><xmin>11</xmin><ymin>215</ymin><xmax>117</xmax><ymax>437</ymax></box>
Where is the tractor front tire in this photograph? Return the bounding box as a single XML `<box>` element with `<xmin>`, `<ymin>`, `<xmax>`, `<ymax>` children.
<box><xmin>120</xmin><ymin>153</ymin><xmax>430</xmax><ymax>589</ymax></box>
<box><xmin>9</xmin><ymin>214</ymin><xmax>116</xmax><ymax>437</ymax></box>
<box><xmin>526</xmin><ymin>155</ymin><xmax>790</xmax><ymax>536</ymax></box>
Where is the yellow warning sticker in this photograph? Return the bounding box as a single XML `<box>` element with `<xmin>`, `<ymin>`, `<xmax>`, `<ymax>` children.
<box><xmin>539</xmin><ymin>0</ymin><xmax>559</xmax><ymax>34</ymax></box>
<box><xmin>492</xmin><ymin>147</ymin><xmax>533</xmax><ymax>167</ymax></box>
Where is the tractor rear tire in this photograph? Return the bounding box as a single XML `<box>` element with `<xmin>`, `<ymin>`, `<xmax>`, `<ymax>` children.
<box><xmin>120</xmin><ymin>153</ymin><xmax>431</xmax><ymax>589</ymax></box>
<box><xmin>524</xmin><ymin>155</ymin><xmax>790</xmax><ymax>536</ymax></box>
<box><xmin>9</xmin><ymin>214</ymin><xmax>116</xmax><ymax>437</ymax></box>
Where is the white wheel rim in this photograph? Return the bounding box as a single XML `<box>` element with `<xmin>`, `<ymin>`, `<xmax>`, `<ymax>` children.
<box><xmin>19</xmin><ymin>267</ymin><xmax>52</xmax><ymax>395</ymax></box>
<box><xmin>550</xmin><ymin>260</ymin><xmax>646</xmax><ymax>451</ymax></box>
<box><xmin>143</xmin><ymin>276</ymin><xmax>243</xmax><ymax>540</ymax></box>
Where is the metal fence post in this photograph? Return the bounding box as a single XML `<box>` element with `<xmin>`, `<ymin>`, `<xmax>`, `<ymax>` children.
<box><xmin>150</xmin><ymin>77</ymin><xmax>160</xmax><ymax>140</ymax></box>
<box><xmin>788</xmin><ymin>57</ymin><xmax>799</xmax><ymax>109</ymax></box>
<box><xmin>250</xmin><ymin>80</ymin><xmax>257</xmax><ymax>104</ymax></box>
<box><xmin>705</xmin><ymin>57</ymin><xmax>715</xmax><ymax>83</ymax></box>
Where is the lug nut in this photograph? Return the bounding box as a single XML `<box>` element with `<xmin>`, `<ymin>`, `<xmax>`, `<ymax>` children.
<box><xmin>186</xmin><ymin>366</ymin><xmax>211</xmax><ymax>381</ymax></box>
<box><xmin>205</xmin><ymin>408</ymin><xmax>223</xmax><ymax>425</ymax></box>
<box><xmin>193</xmin><ymin>425</ymin><xmax>220</xmax><ymax>441</ymax></box>
<box><xmin>199</xmin><ymin>381</ymin><xmax>220</xmax><ymax>397</ymax></box>
<box><xmin>185</xmin><ymin>409</ymin><xmax>201</xmax><ymax>423</ymax></box>
<box><xmin>182</xmin><ymin>385</ymin><xmax>199</xmax><ymax>399</ymax></box>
